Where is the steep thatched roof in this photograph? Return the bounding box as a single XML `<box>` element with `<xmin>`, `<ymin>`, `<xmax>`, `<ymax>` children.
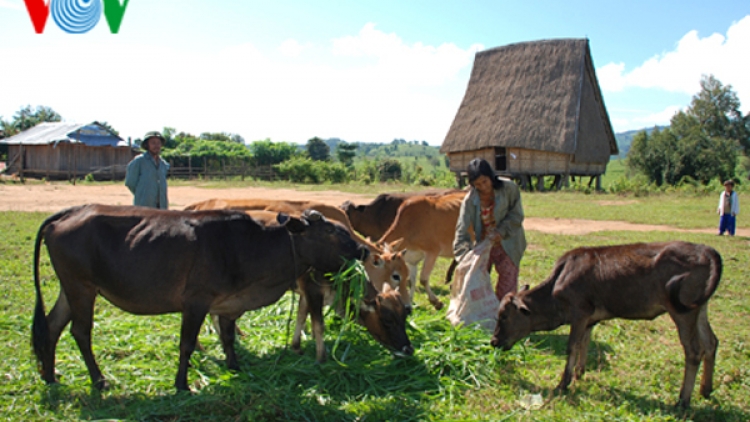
<box><xmin>441</xmin><ymin>38</ymin><xmax>617</xmax><ymax>162</ymax></box>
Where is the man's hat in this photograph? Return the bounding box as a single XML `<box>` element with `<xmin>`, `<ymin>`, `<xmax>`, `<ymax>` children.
<box><xmin>141</xmin><ymin>131</ymin><xmax>166</xmax><ymax>149</ymax></box>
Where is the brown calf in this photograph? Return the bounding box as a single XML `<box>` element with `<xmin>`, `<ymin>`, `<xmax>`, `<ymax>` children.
<box><xmin>491</xmin><ymin>241</ymin><xmax>721</xmax><ymax>408</ymax></box>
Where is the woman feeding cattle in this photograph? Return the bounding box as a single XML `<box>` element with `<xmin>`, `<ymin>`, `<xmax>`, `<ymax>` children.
<box><xmin>453</xmin><ymin>158</ymin><xmax>527</xmax><ymax>301</ymax></box>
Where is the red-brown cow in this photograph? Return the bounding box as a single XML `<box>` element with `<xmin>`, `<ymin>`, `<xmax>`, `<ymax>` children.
<box><xmin>491</xmin><ymin>241</ymin><xmax>721</xmax><ymax>408</ymax></box>
<box><xmin>32</xmin><ymin>204</ymin><xmax>367</xmax><ymax>391</ymax></box>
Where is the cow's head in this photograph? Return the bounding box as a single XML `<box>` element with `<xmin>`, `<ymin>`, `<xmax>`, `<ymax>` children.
<box><xmin>282</xmin><ymin>210</ymin><xmax>369</xmax><ymax>272</ymax></box>
<box><xmin>363</xmin><ymin>249</ymin><xmax>410</xmax><ymax>311</ymax></box>
<box><xmin>359</xmin><ymin>284</ymin><xmax>414</xmax><ymax>357</ymax></box>
<box><xmin>490</xmin><ymin>286</ymin><xmax>532</xmax><ymax>351</ymax></box>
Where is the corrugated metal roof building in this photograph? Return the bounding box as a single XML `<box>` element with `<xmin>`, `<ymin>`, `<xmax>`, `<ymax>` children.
<box><xmin>0</xmin><ymin>122</ymin><xmax>138</xmax><ymax>180</ymax></box>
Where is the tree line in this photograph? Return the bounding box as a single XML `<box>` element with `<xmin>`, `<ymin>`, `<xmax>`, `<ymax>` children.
<box><xmin>626</xmin><ymin>75</ymin><xmax>750</xmax><ymax>187</ymax></box>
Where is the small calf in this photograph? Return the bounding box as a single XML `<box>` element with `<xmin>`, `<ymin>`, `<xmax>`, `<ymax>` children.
<box><xmin>491</xmin><ymin>241</ymin><xmax>721</xmax><ymax>408</ymax></box>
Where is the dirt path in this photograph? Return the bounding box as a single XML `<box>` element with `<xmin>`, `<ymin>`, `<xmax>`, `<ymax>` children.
<box><xmin>1</xmin><ymin>183</ymin><xmax>745</xmax><ymax>236</ymax></box>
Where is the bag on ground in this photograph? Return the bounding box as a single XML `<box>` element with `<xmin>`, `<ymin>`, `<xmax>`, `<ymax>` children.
<box><xmin>446</xmin><ymin>239</ymin><xmax>500</xmax><ymax>330</ymax></box>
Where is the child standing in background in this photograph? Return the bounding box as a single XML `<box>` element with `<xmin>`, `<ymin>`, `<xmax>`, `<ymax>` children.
<box><xmin>717</xmin><ymin>180</ymin><xmax>739</xmax><ymax>236</ymax></box>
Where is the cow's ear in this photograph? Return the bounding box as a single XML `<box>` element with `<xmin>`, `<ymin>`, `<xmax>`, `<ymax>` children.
<box><xmin>371</xmin><ymin>254</ymin><xmax>384</xmax><ymax>267</ymax></box>
<box><xmin>515</xmin><ymin>298</ymin><xmax>530</xmax><ymax>315</ymax></box>
<box><xmin>284</xmin><ymin>215</ymin><xmax>308</xmax><ymax>233</ymax></box>
<box><xmin>520</xmin><ymin>284</ymin><xmax>530</xmax><ymax>292</ymax></box>
<box><xmin>389</xmin><ymin>239</ymin><xmax>405</xmax><ymax>251</ymax></box>
<box><xmin>340</xmin><ymin>200</ymin><xmax>352</xmax><ymax>211</ymax></box>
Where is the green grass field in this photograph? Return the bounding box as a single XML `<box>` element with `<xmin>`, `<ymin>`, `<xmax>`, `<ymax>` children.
<box><xmin>1</xmin><ymin>184</ymin><xmax>748</xmax><ymax>421</ymax></box>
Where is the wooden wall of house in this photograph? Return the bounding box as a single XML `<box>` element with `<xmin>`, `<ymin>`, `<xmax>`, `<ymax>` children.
<box><xmin>447</xmin><ymin>148</ymin><xmax>572</xmax><ymax>177</ymax></box>
<box><xmin>6</xmin><ymin>144</ymin><xmax>137</xmax><ymax>180</ymax></box>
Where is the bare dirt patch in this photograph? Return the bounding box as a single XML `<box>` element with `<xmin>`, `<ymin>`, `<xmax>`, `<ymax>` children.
<box><xmin>1</xmin><ymin>183</ymin><xmax>745</xmax><ymax>236</ymax></box>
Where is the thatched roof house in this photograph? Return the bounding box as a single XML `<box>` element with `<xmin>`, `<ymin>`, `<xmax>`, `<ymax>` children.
<box><xmin>0</xmin><ymin>122</ymin><xmax>136</xmax><ymax>180</ymax></box>
<box><xmin>441</xmin><ymin>38</ymin><xmax>618</xmax><ymax>189</ymax></box>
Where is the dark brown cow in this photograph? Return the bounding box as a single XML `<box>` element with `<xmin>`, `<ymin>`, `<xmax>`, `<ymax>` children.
<box><xmin>245</xmin><ymin>209</ymin><xmax>413</xmax><ymax>361</ymax></box>
<box><xmin>32</xmin><ymin>204</ymin><xmax>367</xmax><ymax>391</ymax></box>
<box><xmin>491</xmin><ymin>241</ymin><xmax>721</xmax><ymax>408</ymax></box>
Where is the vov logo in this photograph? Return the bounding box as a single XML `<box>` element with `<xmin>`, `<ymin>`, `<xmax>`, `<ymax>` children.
<box><xmin>24</xmin><ymin>0</ymin><xmax>130</xmax><ymax>34</ymax></box>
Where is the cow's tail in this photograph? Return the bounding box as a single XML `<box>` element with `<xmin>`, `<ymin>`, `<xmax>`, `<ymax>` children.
<box><xmin>668</xmin><ymin>246</ymin><xmax>722</xmax><ymax>314</ymax></box>
<box><xmin>32</xmin><ymin>207</ymin><xmax>78</xmax><ymax>371</ymax></box>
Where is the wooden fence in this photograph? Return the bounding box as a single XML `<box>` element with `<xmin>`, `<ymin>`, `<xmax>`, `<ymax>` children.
<box><xmin>166</xmin><ymin>162</ymin><xmax>278</xmax><ymax>180</ymax></box>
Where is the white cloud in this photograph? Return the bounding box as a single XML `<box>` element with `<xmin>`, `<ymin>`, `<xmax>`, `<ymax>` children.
<box><xmin>599</xmin><ymin>15</ymin><xmax>750</xmax><ymax>107</ymax></box>
<box><xmin>278</xmin><ymin>39</ymin><xmax>305</xmax><ymax>57</ymax></box>
<box><xmin>0</xmin><ymin>0</ymin><xmax>23</xmax><ymax>11</ymax></box>
<box><xmin>1</xmin><ymin>23</ymin><xmax>480</xmax><ymax>144</ymax></box>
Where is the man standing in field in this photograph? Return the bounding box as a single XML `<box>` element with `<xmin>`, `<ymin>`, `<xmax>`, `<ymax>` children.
<box><xmin>717</xmin><ymin>179</ymin><xmax>739</xmax><ymax>236</ymax></box>
<box><xmin>125</xmin><ymin>131</ymin><xmax>170</xmax><ymax>209</ymax></box>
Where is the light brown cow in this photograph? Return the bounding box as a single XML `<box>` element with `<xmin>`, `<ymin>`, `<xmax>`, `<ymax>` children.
<box><xmin>378</xmin><ymin>190</ymin><xmax>469</xmax><ymax>310</ymax></box>
<box><xmin>491</xmin><ymin>241</ymin><xmax>721</xmax><ymax>408</ymax></box>
<box><xmin>186</xmin><ymin>198</ymin><xmax>380</xmax><ymax>252</ymax></box>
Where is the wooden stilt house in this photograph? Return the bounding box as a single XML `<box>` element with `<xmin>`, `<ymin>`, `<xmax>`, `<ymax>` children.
<box><xmin>0</xmin><ymin>122</ymin><xmax>136</xmax><ymax>181</ymax></box>
<box><xmin>440</xmin><ymin>38</ymin><xmax>618</xmax><ymax>190</ymax></box>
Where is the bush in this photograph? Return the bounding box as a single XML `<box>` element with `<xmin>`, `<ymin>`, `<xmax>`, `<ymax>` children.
<box><xmin>274</xmin><ymin>157</ymin><xmax>351</xmax><ymax>184</ymax></box>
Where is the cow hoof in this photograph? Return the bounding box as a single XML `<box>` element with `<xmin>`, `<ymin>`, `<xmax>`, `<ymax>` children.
<box><xmin>227</xmin><ymin>361</ymin><xmax>240</xmax><ymax>371</ymax></box>
<box><xmin>553</xmin><ymin>384</ymin><xmax>569</xmax><ymax>395</ymax></box>
<box><xmin>175</xmin><ymin>383</ymin><xmax>191</xmax><ymax>392</ymax></box>
<box><xmin>432</xmin><ymin>301</ymin><xmax>444</xmax><ymax>311</ymax></box>
<box><xmin>93</xmin><ymin>379</ymin><xmax>110</xmax><ymax>391</ymax></box>
<box><xmin>291</xmin><ymin>345</ymin><xmax>304</xmax><ymax>355</ymax></box>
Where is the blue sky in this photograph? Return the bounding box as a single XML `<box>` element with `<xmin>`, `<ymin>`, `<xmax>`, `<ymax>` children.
<box><xmin>1</xmin><ymin>0</ymin><xmax>748</xmax><ymax>145</ymax></box>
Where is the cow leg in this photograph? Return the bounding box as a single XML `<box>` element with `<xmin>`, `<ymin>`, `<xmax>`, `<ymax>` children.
<box><xmin>696</xmin><ymin>306</ymin><xmax>718</xmax><ymax>399</ymax></box>
<box><xmin>574</xmin><ymin>325</ymin><xmax>593</xmax><ymax>380</ymax></box>
<box><xmin>217</xmin><ymin>316</ymin><xmax>239</xmax><ymax>371</ymax></box>
<box><xmin>175</xmin><ymin>303</ymin><xmax>209</xmax><ymax>391</ymax></box>
<box><xmin>305</xmin><ymin>286</ymin><xmax>327</xmax><ymax>363</ymax></box>
<box><xmin>40</xmin><ymin>290</ymin><xmax>73</xmax><ymax>384</ymax></box>
<box><xmin>292</xmin><ymin>294</ymin><xmax>309</xmax><ymax>355</ymax></box>
<box><xmin>65</xmin><ymin>286</ymin><xmax>107</xmax><ymax>390</ymax></box>
<box><xmin>419</xmin><ymin>252</ymin><xmax>443</xmax><ymax>310</ymax></box>
<box><xmin>671</xmin><ymin>309</ymin><xmax>702</xmax><ymax>408</ymax></box>
<box><xmin>402</xmin><ymin>250</ymin><xmax>424</xmax><ymax>308</ymax></box>
<box><xmin>557</xmin><ymin>318</ymin><xmax>589</xmax><ymax>392</ymax></box>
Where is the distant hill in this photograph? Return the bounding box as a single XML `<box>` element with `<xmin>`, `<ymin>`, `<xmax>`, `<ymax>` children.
<box><xmin>615</xmin><ymin>126</ymin><xmax>667</xmax><ymax>157</ymax></box>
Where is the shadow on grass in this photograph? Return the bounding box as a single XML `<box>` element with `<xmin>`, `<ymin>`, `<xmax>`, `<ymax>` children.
<box><xmin>527</xmin><ymin>332</ymin><xmax>615</xmax><ymax>373</ymax></box>
<box><xmin>569</xmin><ymin>384</ymin><xmax>750</xmax><ymax>422</ymax></box>
<box><xmin>37</xmin><ymin>333</ymin><xmax>434</xmax><ymax>422</ymax></box>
